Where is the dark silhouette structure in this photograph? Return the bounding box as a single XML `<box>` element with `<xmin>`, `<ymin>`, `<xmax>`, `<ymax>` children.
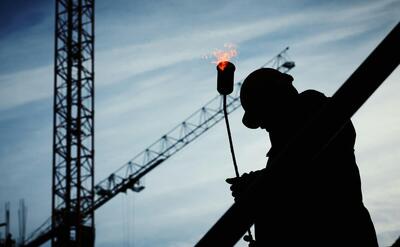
<box><xmin>51</xmin><ymin>0</ymin><xmax>95</xmax><ymax>246</ymax></box>
<box><xmin>228</xmin><ymin>68</ymin><xmax>378</xmax><ymax>246</ymax></box>
<box><xmin>392</xmin><ymin>236</ymin><xmax>400</xmax><ymax>247</ymax></box>
<box><xmin>4</xmin><ymin>233</ymin><xmax>15</xmax><ymax>247</ymax></box>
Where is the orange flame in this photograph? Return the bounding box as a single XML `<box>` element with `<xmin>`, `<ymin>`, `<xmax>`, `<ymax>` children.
<box><xmin>217</xmin><ymin>61</ymin><xmax>230</xmax><ymax>71</ymax></box>
<box><xmin>205</xmin><ymin>43</ymin><xmax>238</xmax><ymax>71</ymax></box>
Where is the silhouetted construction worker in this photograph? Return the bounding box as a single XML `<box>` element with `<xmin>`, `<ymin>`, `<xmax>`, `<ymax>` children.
<box><xmin>227</xmin><ymin>68</ymin><xmax>378</xmax><ymax>246</ymax></box>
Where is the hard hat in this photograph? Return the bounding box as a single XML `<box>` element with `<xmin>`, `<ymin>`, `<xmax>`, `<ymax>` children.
<box><xmin>240</xmin><ymin>68</ymin><xmax>296</xmax><ymax>129</ymax></box>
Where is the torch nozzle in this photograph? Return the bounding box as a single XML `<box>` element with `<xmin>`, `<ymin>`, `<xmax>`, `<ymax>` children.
<box><xmin>217</xmin><ymin>61</ymin><xmax>235</xmax><ymax>95</ymax></box>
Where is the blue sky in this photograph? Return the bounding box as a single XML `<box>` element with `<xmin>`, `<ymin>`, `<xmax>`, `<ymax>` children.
<box><xmin>0</xmin><ymin>0</ymin><xmax>399</xmax><ymax>246</ymax></box>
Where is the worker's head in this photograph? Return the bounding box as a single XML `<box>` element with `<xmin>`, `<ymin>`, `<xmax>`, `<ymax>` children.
<box><xmin>240</xmin><ymin>68</ymin><xmax>298</xmax><ymax>131</ymax></box>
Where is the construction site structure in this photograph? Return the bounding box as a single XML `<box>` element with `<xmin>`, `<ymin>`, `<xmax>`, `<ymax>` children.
<box><xmin>24</xmin><ymin>46</ymin><xmax>294</xmax><ymax>246</ymax></box>
<box><xmin>18</xmin><ymin>200</ymin><xmax>27</xmax><ymax>246</ymax></box>
<box><xmin>0</xmin><ymin>201</ymin><xmax>26</xmax><ymax>247</ymax></box>
<box><xmin>51</xmin><ymin>0</ymin><xmax>95</xmax><ymax>246</ymax></box>
<box><xmin>0</xmin><ymin>202</ymin><xmax>11</xmax><ymax>247</ymax></box>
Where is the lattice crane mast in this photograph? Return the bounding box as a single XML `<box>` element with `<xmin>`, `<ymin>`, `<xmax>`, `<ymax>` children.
<box><xmin>51</xmin><ymin>0</ymin><xmax>95</xmax><ymax>246</ymax></box>
<box><xmin>24</xmin><ymin>47</ymin><xmax>294</xmax><ymax>247</ymax></box>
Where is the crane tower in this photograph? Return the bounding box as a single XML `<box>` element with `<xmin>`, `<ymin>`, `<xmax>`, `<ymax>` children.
<box><xmin>52</xmin><ymin>0</ymin><xmax>95</xmax><ymax>246</ymax></box>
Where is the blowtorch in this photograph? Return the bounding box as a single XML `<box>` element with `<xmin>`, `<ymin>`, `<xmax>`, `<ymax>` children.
<box><xmin>216</xmin><ymin>61</ymin><xmax>255</xmax><ymax>246</ymax></box>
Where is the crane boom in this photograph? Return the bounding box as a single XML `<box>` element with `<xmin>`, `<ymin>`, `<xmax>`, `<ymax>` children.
<box><xmin>92</xmin><ymin>47</ymin><xmax>294</xmax><ymax>211</ymax></box>
<box><xmin>24</xmin><ymin>47</ymin><xmax>294</xmax><ymax>246</ymax></box>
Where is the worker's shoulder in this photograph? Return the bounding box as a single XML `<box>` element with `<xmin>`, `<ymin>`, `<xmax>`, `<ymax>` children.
<box><xmin>299</xmin><ymin>89</ymin><xmax>327</xmax><ymax>99</ymax></box>
<box><xmin>298</xmin><ymin>89</ymin><xmax>328</xmax><ymax>107</ymax></box>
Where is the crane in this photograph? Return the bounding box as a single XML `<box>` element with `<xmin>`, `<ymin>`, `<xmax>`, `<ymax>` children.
<box><xmin>23</xmin><ymin>47</ymin><xmax>294</xmax><ymax>246</ymax></box>
<box><xmin>51</xmin><ymin>0</ymin><xmax>95</xmax><ymax>246</ymax></box>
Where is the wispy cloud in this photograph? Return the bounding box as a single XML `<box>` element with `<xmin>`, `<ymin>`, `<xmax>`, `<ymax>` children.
<box><xmin>1</xmin><ymin>0</ymin><xmax>397</xmax><ymax>112</ymax></box>
<box><xmin>352</xmin><ymin>69</ymin><xmax>400</xmax><ymax>246</ymax></box>
<box><xmin>0</xmin><ymin>65</ymin><xmax>52</xmax><ymax>111</ymax></box>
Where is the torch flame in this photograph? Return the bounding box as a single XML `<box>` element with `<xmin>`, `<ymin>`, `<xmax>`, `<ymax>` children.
<box><xmin>217</xmin><ymin>61</ymin><xmax>230</xmax><ymax>71</ymax></box>
<box><xmin>205</xmin><ymin>43</ymin><xmax>238</xmax><ymax>71</ymax></box>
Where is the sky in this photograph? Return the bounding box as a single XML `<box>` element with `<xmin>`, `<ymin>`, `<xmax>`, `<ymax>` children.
<box><xmin>0</xmin><ymin>0</ymin><xmax>399</xmax><ymax>246</ymax></box>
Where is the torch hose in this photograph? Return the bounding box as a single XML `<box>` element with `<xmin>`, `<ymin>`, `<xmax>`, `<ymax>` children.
<box><xmin>223</xmin><ymin>95</ymin><xmax>240</xmax><ymax>177</ymax></box>
<box><xmin>222</xmin><ymin>95</ymin><xmax>254</xmax><ymax>242</ymax></box>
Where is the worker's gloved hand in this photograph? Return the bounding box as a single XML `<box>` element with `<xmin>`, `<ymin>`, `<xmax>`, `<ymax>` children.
<box><xmin>226</xmin><ymin>171</ymin><xmax>261</xmax><ymax>201</ymax></box>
